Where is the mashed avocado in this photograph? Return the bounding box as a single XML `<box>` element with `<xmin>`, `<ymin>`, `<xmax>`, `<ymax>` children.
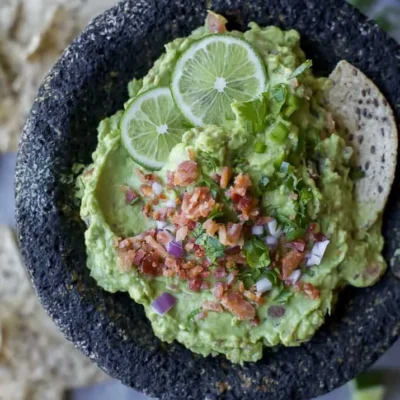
<box><xmin>78</xmin><ymin>19</ymin><xmax>386</xmax><ymax>363</ymax></box>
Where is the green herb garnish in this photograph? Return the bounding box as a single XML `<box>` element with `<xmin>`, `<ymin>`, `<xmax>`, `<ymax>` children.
<box><xmin>288</xmin><ymin>60</ymin><xmax>313</xmax><ymax>79</ymax></box>
<box><xmin>274</xmin><ymin>289</ymin><xmax>293</xmax><ymax>305</ymax></box>
<box><xmin>187</xmin><ymin>308</ymin><xmax>202</xmax><ymax>323</ymax></box>
<box><xmin>243</xmin><ymin>237</ymin><xmax>271</xmax><ymax>269</ymax></box>
<box><xmin>190</xmin><ymin>226</ymin><xmax>225</xmax><ymax>262</ymax></box>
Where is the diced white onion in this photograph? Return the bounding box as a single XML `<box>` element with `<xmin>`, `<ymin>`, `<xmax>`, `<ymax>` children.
<box><xmin>166</xmin><ymin>199</ymin><xmax>176</xmax><ymax>208</ymax></box>
<box><xmin>251</xmin><ymin>225</ymin><xmax>264</xmax><ymax>235</ymax></box>
<box><xmin>267</xmin><ymin>218</ymin><xmax>283</xmax><ymax>238</ymax></box>
<box><xmin>307</xmin><ymin>240</ymin><xmax>330</xmax><ymax>266</ymax></box>
<box><xmin>286</xmin><ymin>269</ymin><xmax>301</xmax><ymax>284</ymax></box>
<box><xmin>256</xmin><ymin>278</ymin><xmax>273</xmax><ymax>293</ymax></box>
<box><xmin>227</xmin><ymin>273</ymin><xmax>235</xmax><ymax>285</ymax></box>
<box><xmin>306</xmin><ymin>253</ymin><xmax>321</xmax><ymax>267</ymax></box>
<box><xmin>156</xmin><ymin>221</ymin><xmax>167</xmax><ymax>229</ymax></box>
<box><xmin>265</xmin><ymin>235</ymin><xmax>278</xmax><ymax>247</ymax></box>
<box><xmin>152</xmin><ymin>181</ymin><xmax>163</xmax><ymax>195</ymax></box>
<box><xmin>164</xmin><ymin>224</ymin><xmax>176</xmax><ymax>233</ymax></box>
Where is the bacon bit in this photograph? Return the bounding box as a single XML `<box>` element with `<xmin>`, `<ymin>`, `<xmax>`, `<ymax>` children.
<box><xmin>286</xmin><ymin>239</ymin><xmax>306</xmax><ymax>252</ymax></box>
<box><xmin>214</xmin><ymin>266</ymin><xmax>227</xmax><ymax>278</ymax></box>
<box><xmin>238</xmin><ymin>280</ymin><xmax>245</xmax><ymax>293</ymax></box>
<box><xmin>224</xmin><ymin>246</ymin><xmax>241</xmax><ymax>255</ymax></box>
<box><xmin>227</xmin><ymin>253</ymin><xmax>247</xmax><ymax>264</ymax></box>
<box><xmin>220</xmin><ymin>167</ymin><xmax>232</xmax><ymax>189</ymax></box>
<box><xmin>163</xmin><ymin>269</ymin><xmax>175</xmax><ymax>277</ymax></box>
<box><xmin>176</xmin><ymin>226</ymin><xmax>189</xmax><ymax>241</ymax></box>
<box><xmin>226</xmin><ymin>259</ymin><xmax>236</xmax><ymax>270</ymax></box>
<box><xmin>118</xmin><ymin>250</ymin><xmax>136</xmax><ymax>272</ymax></box>
<box><xmin>188</xmin><ymin>277</ymin><xmax>202</xmax><ymax>292</ymax></box>
<box><xmin>140</xmin><ymin>184</ymin><xmax>154</xmax><ymax>197</ymax></box>
<box><xmin>178</xmin><ymin>270</ymin><xmax>187</xmax><ymax>280</ymax></box>
<box><xmin>167</xmin><ymin>208</ymin><xmax>176</xmax><ymax>218</ymax></box>
<box><xmin>255</xmin><ymin>216</ymin><xmax>272</xmax><ymax>225</ymax></box>
<box><xmin>173</xmin><ymin>161</ymin><xmax>199</xmax><ymax>186</ymax></box>
<box><xmin>201</xmin><ymin>271</ymin><xmax>211</xmax><ymax>278</ymax></box>
<box><xmin>203</xmin><ymin>219</ymin><xmax>220</xmax><ymax>236</ymax></box>
<box><xmin>213</xmin><ymin>282</ymin><xmax>225</xmax><ymax>299</ymax></box>
<box><xmin>152</xmin><ymin>207</ymin><xmax>168</xmax><ymax>221</ymax></box>
<box><xmin>282</xmin><ymin>250</ymin><xmax>304</xmax><ymax>279</ymax></box>
<box><xmin>187</xmin><ymin>265</ymin><xmax>203</xmax><ymax>279</ymax></box>
<box><xmin>202</xmin><ymin>301</ymin><xmax>223</xmax><ymax>313</ymax></box>
<box><xmin>125</xmin><ymin>188</ymin><xmax>138</xmax><ymax>205</ymax></box>
<box><xmin>218</xmin><ymin>225</ymin><xmax>227</xmax><ymax>245</ymax></box>
<box><xmin>135</xmin><ymin>168</ymin><xmax>159</xmax><ymax>184</ymax></box>
<box><xmin>295</xmin><ymin>282</ymin><xmax>320</xmax><ymax>300</ymax></box>
<box><xmin>181</xmin><ymin>187</ymin><xmax>216</xmax><ymax>220</ymax></box>
<box><xmin>144</xmin><ymin>235</ymin><xmax>169</xmax><ymax>259</ymax></box>
<box><xmin>188</xmin><ymin>148</ymin><xmax>196</xmax><ymax>160</ymax></box>
<box><xmin>165</xmin><ymin>257</ymin><xmax>178</xmax><ymax>269</ymax></box>
<box><xmin>206</xmin><ymin>11</ymin><xmax>228</xmax><ymax>34</ymax></box>
<box><xmin>195</xmin><ymin>247</ymin><xmax>205</xmax><ymax>258</ymax></box>
<box><xmin>244</xmin><ymin>290</ymin><xmax>264</xmax><ymax>305</ymax></box>
<box><xmin>142</xmin><ymin>201</ymin><xmax>153</xmax><ymax>217</ymax></box>
<box><xmin>185</xmin><ymin>242</ymin><xmax>195</xmax><ymax>252</ymax></box>
<box><xmin>156</xmin><ymin>231</ymin><xmax>172</xmax><ymax>246</ymax></box>
<box><xmin>166</xmin><ymin>171</ymin><xmax>175</xmax><ymax>189</ymax></box>
<box><xmin>172</xmin><ymin>213</ymin><xmax>190</xmax><ymax>226</ymax></box>
<box><xmin>231</xmin><ymin>174</ymin><xmax>252</xmax><ymax>197</ymax></box>
<box><xmin>139</xmin><ymin>253</ymin><xmax>160</xmax><ymax>276</ymax></box>
<box><xmin>226</xmin><ymin>223</ymin><xmax>243</xmax><ymax>246</ymax></box>
<box><xmin>221</xmin><ymin>292</ymin><xmax>256</xmax><ymax>320</ymax></box>
<box><xmin>182</xmin><ymin>261</ymin><xmax>195</xmax><ymax>270</ymax></box>
<box><xmin>237</xmin><ymin>195</ymin><xmax>259</xmax><ymax>221</ymax></box>
<box><xmin>306</xmin><ymin>222</ymin><xmax>325</xmax><ymax>242</ymax></box>
<box><xmin>133</xmin><ymin>249</ymin><xmax>146</xmax><ymax>265</ymax></box>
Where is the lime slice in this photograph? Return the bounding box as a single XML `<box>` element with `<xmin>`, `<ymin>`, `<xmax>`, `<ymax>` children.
<box><xmin>121</xmin><ymin>88</ymin><xmax>190</xmax><ymax>170</ymax></box>
<box><xmin>171</xmin><ymin>34</ymin><xmax>267</xmax><ymax>126</ymax></box>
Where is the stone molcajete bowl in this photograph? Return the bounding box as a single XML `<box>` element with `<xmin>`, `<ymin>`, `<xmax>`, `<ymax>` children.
<box><xmin>15</xmin><ymin>0</ymin><xmax>400</xmax><ymax>399</ymax></box>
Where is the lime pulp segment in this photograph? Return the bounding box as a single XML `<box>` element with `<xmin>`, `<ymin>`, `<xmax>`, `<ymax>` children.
<box><xmin>121</xmin><ymin>87</ymin><xmax>190</xmax><ymax>170</ymax></box>
<box><xmin>171</xmin><ymin>34</ymin><xmax>267</xmax><ymax>126</ymax></box>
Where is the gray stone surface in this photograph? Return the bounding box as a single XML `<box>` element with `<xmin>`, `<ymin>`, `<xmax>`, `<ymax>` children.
<box><xmin>14</xmin><ymin>0</ymin><xmax>400</xmax><ymax>399</ymax></box>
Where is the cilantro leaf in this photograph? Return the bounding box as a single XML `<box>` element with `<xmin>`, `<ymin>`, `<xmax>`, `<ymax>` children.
<box><xmin>231</xmin><ymin>97</ymin><xmax>267</xmax><ymax>134</ymax></box>
<box><xmin>208</xmin><ymin>207</ymin><xmax>224</xmax><ymax>221</ymax></box>
<box><xmin>274</xmin><ymin>289</ymin><xmax>293</xmax><ymax>305</ymax></box>
<box><xmin>267</xmin><ymin>84</ymin><xmax>288</xmax><ymax>115</ymax></box>
<box><xmin>198</xmin><ymin>151</ymin><xmax>219</xmax><ymax>171</ymax></box>
<box><xmin>204</xmin><ymin>236</ymin><xmax>225</xmax><ymax>262</ymax></box>
<box><xmin>288</xmin><ymin>60</ymin><xmax>313</xmax><ymax>80</ymax></box>
<box><xmin>244</xmin><ymin>237</ymin><xmax>271</xmax><ymax>269</ymax></box>
<box><xmin>187</xmin><ymin>308</ymin><xmax>202</xmax><ymax>323</ymax></box>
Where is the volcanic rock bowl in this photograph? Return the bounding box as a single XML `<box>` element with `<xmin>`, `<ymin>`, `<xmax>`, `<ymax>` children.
<box><xmin>15</xmin><ymin>0</ymin><xmax>400</xmax><ymax>399</ymax></box>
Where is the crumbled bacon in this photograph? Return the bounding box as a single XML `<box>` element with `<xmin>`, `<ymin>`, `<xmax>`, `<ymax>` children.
<box><xmin>144</xmin><ymin>235</ymin><xmax>169</xmax><ymax>259</ymax></box>
<box><xmin>202</xmin><ymin>301</ymin><xmax>223</xmax><ymax>313</ymax></box>
<box><xmin>231</xmin><ymin>174</ymin><xmax>252</xmax><ymax>197</ymax></box>
<box><xmin>142</xmin><ymin>201</ymin><xmax>153</xmax><ymax>216</ymax></box>
<box><xmin>213</xmin><ymin>282</ymin><xmax>225</xmax><ymax>299</ymax></box>
<box><xmin>118</xmin><ymin>250</ymin><xmax>136</xmax><ymax>272</ymax></box>
<box><xmin>173</xmin><ymin>161</ymin><xmax>199</xmax><ymax>186</ymax></box>
<box><xmin>156</xmin><ymin>231</ymin><xmax>172</xmax><ymax>246</ymax></box>
<box><xmin>187</xmin><ymin>265</ymin><xmax>203</xmax><ymax>279</ymax></box>
<box><xmin>212</xmin><ymin>174</ymin><xmax>221</xmax><ymax>184</ymax></box>
<box><xmin>244</xmin><ymin>290</ymin><xmax>264</xmax><ymax>304</ymax></box>
<box><xmin>282</xmin><ymin>250</ymin><xmax>304</xmax><ymax>279</ymax></box>
<box><xmin>185</xmin><ymin>242</ymin><xmax>195</xmax><ymax>252</ymax></box>
<box><xmin>206</xmin><ymin>11</ymin><xmax>227</xmax><ymax>34</ymax></box>
<box><xmin>237</xmin><ymin>195</ymin><xmax>259</xmax><ymax>221</ymax></box>
<box><xmin>226</xmin><ymin>223</ymin><xmax>243</xmax><ymax>246</ymax></box>
<box><xmin>214</xmin><ymin>266</ymin><xmax>227</xmax><ymax>278</ymax></box>
<box><xmin>166</xmin><ymin>171</ymin><xmax>175</xmax><ymax>189</ymax></box>
<box><xmin>238</xmin><ymin>281</ymin><xmax>245</xmax><ymax>293</ymax></box>
<box><xmin>180</xmin><ymin>187</ymin><xmax>216</xmax><ymax>220</ymax></box>
<box><xmin>295</xmin><ymin>282</ymin><xmax>320</xmax><ymax>300</ymax></box>
<box><xmin>176</xmin><ymin>226</ymin><xmax>189</xmax><ymax>241</ymax></box>
<box><xmin>188</xmin><ymin>277</ymin><xmax>202</xmax><ymax>292</ymax></box>
<box><xmin>153</xmin><ymin>207</ymin><xmax>168</xmax><ymax>221</ymax></box>
<box><xmin>220</xmin><ymin>167</ymin><xmax>232</xmax><ymax>189</ymax></box>
<box><xmin>286</xmin><ymin>239</ymin><xmax>306</xmax><ymax>252</ymax></box>
<box><xmin>226</xmin><ymin>253</ymin><xmax>247</xmax><ymax>264</ymax></box>
<box><xmin>203</xmin><ymin>219</ymin><xmax>220</xmax><ymax>236</ymax></box>
<box><xmin>140</xmin><ymin>184</ymin><xmax>154</xmax><ymax>197</ymax></box>
<box><xmin>172</xmin><ymin>213</ymin><xmax>190</xmax><ymax>227</ymax></box>
<box><xmin>188</xmin><ymin>148</ymin><xmax>196</xmax><ymax>160</ymax></box>
<box><xmin>133</xmin><ymin>249</ymin><xmax>146</xmax><ymax>265</ymax></box>
<box><xmin>182</xmin><ymin>261</ymin><xmax>195</xmax><ymax>270</ymax></box>
<box><xmin>139</xmin><ymin>253</ymin><xmax>161</xmax><ymax>276</ymax></box>
<box><xmin>201</xmin><ymin>271</ymin><xmax>211</xmax><ymax>278</ymax></box>
<box><xmin>221</xmin><ymin>292</ymin><xmax>256</xmax><ymax>320</ymax></box>
<box><xmin>255</xmin><ymin>216</ymin><xmax>272</xmax><ymax>225</ymax></box>
<box><xmin>135</xmin><ymin>168</ymin><xmax>159</xmax><ymax>184</ymax></box>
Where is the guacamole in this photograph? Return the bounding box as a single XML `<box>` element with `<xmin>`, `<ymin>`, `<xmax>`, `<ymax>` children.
<box><xmin>78</xmin><ymin>16</ymin><xmax>387</xmax><ymax>363</ymax></box>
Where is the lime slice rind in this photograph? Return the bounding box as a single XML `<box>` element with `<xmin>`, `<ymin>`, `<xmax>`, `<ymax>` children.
<box><xmin>171</xmin><ymin>34</ymin><xmax>267</xmax><ymax>126</ymax></box>
<box><xmin>121</xmin><ymin>87</ymin><xmax>189</xmax><ymax>170</ymax></box>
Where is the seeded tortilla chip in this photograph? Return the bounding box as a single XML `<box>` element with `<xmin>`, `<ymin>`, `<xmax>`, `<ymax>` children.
<box><xmin>325</xmin><ymin>60</ymin><xmax>398</xmax><ymax>228</ymax></box>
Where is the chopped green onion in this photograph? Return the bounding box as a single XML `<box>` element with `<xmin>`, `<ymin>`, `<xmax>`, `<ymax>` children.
<box><xmin>271</xmin><ymin>84</ymin><xmax>287</xmax><ymax>103</ymax></box>
<box><xmin>270</xmin><ymin>121</ymin><xmax>290</xmax><ymax>143</ymax></box>
<box><xmin>284</xmin><ymin>93</ymin><xmax>303</xmax><ymax>117</ymax></box>
<box><xmin>254</xmin><ymin>142</ymin><xmax>267</xmax><ymax>153</ymax></box>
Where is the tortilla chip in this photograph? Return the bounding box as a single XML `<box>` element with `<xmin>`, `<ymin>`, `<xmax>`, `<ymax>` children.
<box><xmin>325</xmin><ymin>60</ymin><xmax>398</xmax><ymax>228</ymax></box>
<box><xmin>0</xmin><ymin>380</ymin><xmax>28</xmax><ymax>400</ymax></box>
<box><xmin>0</xmin><ymin>225</ymin><xmax>108</xmax><ymax>391</ymax></box>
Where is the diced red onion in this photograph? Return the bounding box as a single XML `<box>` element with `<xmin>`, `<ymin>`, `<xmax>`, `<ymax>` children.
<box><xmin>256</xmin><ymin>277</ymin><xmax>273</xmax><ymax>293</ymax></box>
<box><xmin>152</xmin><ymin>181</ymin><xmax>163</xmax><ymax>195</ymax></box>
<box><xmin>265</xmin><ymin>235</ymin><xmax>278</xmax><ymax>247</ymax></box>
<box><xmin>267</xmin><ymin>218</ymin><xmax>283</xmax><ymax>238</ymax></box>
<box><xmin>156</xmin><ymin>221</ymin><xmax>167</xmax><ymax>230</ymax></box>
<box><xmin>165</xmin><ymin>199</ymin><xmax>176</xmax><ymax>208</ymax></box>
<box><xmin>286</xmin><ymin>269</ymin><xmax>301</xmax><ymax>285</ymax></box>
<box><xmin>251</xmin><ymin>225</ymin><xmax>264</xmax><ymax>236</ymax></box>
<box><xmin>151</xmin><ymin>292</ymin><xmax>176</xmax><ymax>316</ymax></box>
<box><xmin>168</xmin><ymin>240</ymin><xmax>184</xmax><ymax>258</ymax></box>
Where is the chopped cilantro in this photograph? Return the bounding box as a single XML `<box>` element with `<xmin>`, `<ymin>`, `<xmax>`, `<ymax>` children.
<box><xmin>190</xmin><ymin>226</ymin><xmax>225</xmax><ymax>262</ymax></box>
<box><xmin>274</xmin><ymin>289</ymin><xmax>293</xmax><ymax>305</ymax></box>
<box><xmin>187</xmin><ymin>308</ymin><xmax>202</xmax><ymax>323</ymax></box>
<box><xmin>198</xmin><ymin>151</ymin><xmax>219</xmax><ymax>171</ymax></box>
<box><xmin>231</xmin><ymin>97</ymin><xmax>267</xmax><ymax>134</ymax></box>
<box><xmin>244</xmin><ymin>237</ymin><xmax>271</xmax><ymax>269</ymax></box>
<box><xmin>208</xmin><ymin>207</ymin><xmax>224</xmax><ymax>221</ymax></box>
<box><xmin>288</xmin><ymin>60</ymin><xmax>313</xmax><ymax>79</ymax></box>
<box><xmin>305</xmin><ymin>268</ymin><xmax>315</xmax><ymax>277</ymax></box>
<box><xmin>264</xmin><ymin>268</ymin><xmax>280</xmax><ymax>286</ymax></box>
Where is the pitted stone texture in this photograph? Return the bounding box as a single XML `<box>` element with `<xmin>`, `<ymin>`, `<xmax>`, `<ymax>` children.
<box><xmin>15</xmin><ymin>0</ymin><xmax>400</xmax><ymax>399</ymax></box>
